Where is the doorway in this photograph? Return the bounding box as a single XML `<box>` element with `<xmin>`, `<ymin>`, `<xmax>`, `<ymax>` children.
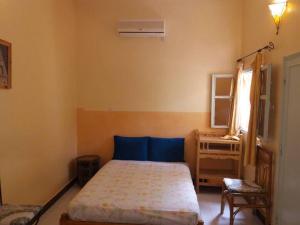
<box><xmin>277</xmin><ymin>52</ymin><xmax>300</xmax><ymax>225</ymax></box>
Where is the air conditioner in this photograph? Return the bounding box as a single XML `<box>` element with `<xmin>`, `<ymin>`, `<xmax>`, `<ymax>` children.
<box><xmin>117</xmin><ymin>20</ymin><xmax>165</xmax><ymax>38</ymax></box>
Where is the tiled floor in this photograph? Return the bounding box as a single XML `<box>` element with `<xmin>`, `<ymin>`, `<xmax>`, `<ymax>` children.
<box><xmin>197</xmin><ymin>188</ymin><xmax>263</xmax><ymax>225</ymax></box>
<box><xmin>38</xmin><ymin>186</ymin><xmax>263</xmax><ymax>225</ymax></box>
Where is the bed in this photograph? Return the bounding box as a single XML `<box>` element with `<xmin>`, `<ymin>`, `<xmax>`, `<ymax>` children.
<box><xmin>60</xmin><ymin>136</ymin><xmax>203</xmax><ymax>225</ymax></box>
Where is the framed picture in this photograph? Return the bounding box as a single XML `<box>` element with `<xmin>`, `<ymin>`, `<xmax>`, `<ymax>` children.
<box><xmin>0</xmin><ymin>39</ymin><xmax>12</xmax><ymax>89</ymax></box>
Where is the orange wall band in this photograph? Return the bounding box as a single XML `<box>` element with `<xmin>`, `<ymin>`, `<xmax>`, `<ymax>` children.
<box><xmin>77</xmin><ymin>108</ymin><xmax>228</xmax><ymax>177</ymax></box>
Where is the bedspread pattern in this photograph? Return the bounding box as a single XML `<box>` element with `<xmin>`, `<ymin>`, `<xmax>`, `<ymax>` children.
<box><xmin>68</xmin><ymin>160</ymin><xmax>201</xmax><ymax>225</ymax></box>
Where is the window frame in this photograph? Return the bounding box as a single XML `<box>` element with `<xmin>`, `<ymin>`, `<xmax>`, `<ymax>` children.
<box><xmin>257</xmin><ymin>64</ymin><xmax>272</xmax><ymax>140</ymax></box>
<box><xmin>211</xmin><ymin>74</ymin><xmax>234</xmax><ymax>129</ymax></box>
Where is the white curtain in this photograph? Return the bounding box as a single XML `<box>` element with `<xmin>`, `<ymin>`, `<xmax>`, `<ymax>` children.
<box><xmin>225</xmin><ymin>63</ymin><xmax>244</xmax><ymax>139</ymax></box>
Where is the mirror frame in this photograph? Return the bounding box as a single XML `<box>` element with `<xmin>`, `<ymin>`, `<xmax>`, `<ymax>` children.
<box><xmin>211</xmin><ymin>73</ymin><xmax>234</xmax><ymax>128</ymax></box>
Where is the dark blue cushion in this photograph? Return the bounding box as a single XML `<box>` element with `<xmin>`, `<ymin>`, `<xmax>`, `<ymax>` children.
<box><xmin>149</xmin><ymin>137</ymin><xmax>184</xmax><ymax>162</ymax></box>
<box><xmin>113</xmin><ymin>136</ymin><xmax>149</xmax><ymax>161</ymax></box>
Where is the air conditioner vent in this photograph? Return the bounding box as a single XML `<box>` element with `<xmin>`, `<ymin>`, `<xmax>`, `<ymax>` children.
<box><xmin>117</xmin><ymin>20</ymin><xmax>165</xmax><ymax>38</ymax></box>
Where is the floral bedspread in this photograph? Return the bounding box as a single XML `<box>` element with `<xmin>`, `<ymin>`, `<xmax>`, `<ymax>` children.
<box><xmin>68</xmin><ymin>160</ymin><xmax>202</xmax><ymax>225</ymax></box>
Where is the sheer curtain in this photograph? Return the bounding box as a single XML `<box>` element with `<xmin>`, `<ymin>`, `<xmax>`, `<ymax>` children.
<box><xmin>238</xmin><ymin>70</ymin><xmax>253</xmax><ymax>131</ymax></box>
<box><xmin>226</xmin><ymin>63</ymin><xmax>244</xmax><ymax>138</ymax></box>
<box><xmin>244</xmin><ymin>53</ymin><xmax>263</xmax><ymax>166</ymax></box>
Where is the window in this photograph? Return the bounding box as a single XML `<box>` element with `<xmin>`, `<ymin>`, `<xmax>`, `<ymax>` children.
<box><xmin>236</xmin><ymin>65</ymin><xmax>271</xmax><ymax>136</ymax></box>
<box><xmin>237</xmin><ymin>70</ymin><xmax>253</xmax><ymax>132</ymax></box>
<box><xmin>210</xmin><ymin>66</ymin><xmax>271</xmax><ymax>136</ymax></box>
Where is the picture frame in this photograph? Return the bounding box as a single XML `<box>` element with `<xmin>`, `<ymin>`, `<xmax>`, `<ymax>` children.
<box><xmin>0</xmin><ymin>39</ymin><xmax>12</xmax><ymax>89</ymax></box>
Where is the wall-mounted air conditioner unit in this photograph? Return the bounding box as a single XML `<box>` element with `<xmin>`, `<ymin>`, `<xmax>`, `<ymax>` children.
<box><xmin>117</xmin><ymin>20</ymin><xmax>165</xmax><ymax>38</ymax></box>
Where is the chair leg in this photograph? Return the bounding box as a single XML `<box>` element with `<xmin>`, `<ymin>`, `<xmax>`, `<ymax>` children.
<box><xmin>229</xmin><ymin>196</ymin><xmax>235</xmax><ymax>225</ymax></box>
<box><xmin>265</xmin><ymin>207</ymin><xmax>271</xmax><ymax>225</ymax></box>
<box><xmin>252</xmin><ymin>197</ymin><xmax>257</xmax><ymax>215</ymax></box>
<box><xmin>220</xmin><ymin>183</ymin><xmax>226</xmax><ymax>214</ymax></box>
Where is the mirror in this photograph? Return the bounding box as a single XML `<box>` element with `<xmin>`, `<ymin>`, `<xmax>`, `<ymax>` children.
<box><xmin>211</xmin><ymin>74</ymin><xmax>234</xmax><ymax>128</ymax></box>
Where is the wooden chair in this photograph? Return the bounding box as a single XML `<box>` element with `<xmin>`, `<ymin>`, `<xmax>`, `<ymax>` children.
<box><xmin>220</xmin><ymin>146</ymin><xmax>273</xmax><ymax>225</ymax></box>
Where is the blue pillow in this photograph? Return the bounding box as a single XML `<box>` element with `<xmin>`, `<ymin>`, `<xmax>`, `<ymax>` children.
<box><xmin>113</xmin><ymin>136</ymin><xmax>149</xmax><ymax>161</ymax></box>
<box><xmin>149</xmin><ymin>137</ymin><xmax>184</xmax><ymax>162</ymax></box>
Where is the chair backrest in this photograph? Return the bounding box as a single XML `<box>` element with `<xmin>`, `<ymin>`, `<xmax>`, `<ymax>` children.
<box><xmin>255</xmin><ymin>146</ymin><xmax>273</xmax><ymax>198</ymax></box>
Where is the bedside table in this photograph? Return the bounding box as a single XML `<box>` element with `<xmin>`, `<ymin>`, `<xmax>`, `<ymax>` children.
<box><xmin>76</xmin><ymin>155</ymin><xmax>101</xmax><ymax>187</ymax></box>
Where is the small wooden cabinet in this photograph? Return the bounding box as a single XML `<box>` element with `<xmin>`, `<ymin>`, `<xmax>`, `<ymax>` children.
<box><xmin>195</xmin><ymin>133</ymin><xmax>242</xmax><ymax>192</ymax></box>
<box><xmin>77</xmin><ymin>155</ymin><xmax>101</xmax><ymax>187</ymax></box>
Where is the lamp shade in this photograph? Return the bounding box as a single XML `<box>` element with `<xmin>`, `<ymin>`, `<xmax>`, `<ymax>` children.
<box><xmin>269</xmin><ymin>3</ymin><xmax>286</xmax><ymax>16</ymax></box>
<box><xmin>268</xmin><ymin>2</ymin><xmax>287</xmax><ymax>34</ymax></box>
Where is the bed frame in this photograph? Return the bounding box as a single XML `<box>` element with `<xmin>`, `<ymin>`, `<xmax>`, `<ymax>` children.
<box><xmin>60</xmin><ymin>213</ymin><xmax>204</xmax><ymax>225</ymax></box>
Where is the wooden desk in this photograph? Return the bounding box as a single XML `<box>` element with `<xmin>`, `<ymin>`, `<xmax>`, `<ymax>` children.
<box><xmin>195</xmin><ymin>134</ymin><xmax>242</xmax><ymax>192</ymax></box>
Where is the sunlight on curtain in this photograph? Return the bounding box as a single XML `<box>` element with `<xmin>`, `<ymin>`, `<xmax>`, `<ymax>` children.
<box><xmin>238</xmin><ymin>70</ymin><xmax>253</xmax><ymax>132</ymax></box>
<box><xmin>245</xmin><ymin>53</ymin><xmax>263</xmax><ymax>166</ymax></box>
<box><xmin>227</xmin><ymin>64</ymin><xmax>243</xmax><ymax>138</ymax></box>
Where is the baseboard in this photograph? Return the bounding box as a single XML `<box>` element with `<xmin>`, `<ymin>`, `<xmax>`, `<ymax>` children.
<box><xmin>28</xmin><ymin>178</ymin><xmax>77</xmax><ymax>225</ymax></box>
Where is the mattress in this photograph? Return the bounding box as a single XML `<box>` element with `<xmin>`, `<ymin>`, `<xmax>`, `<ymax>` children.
<box><xmin>68</xmin><ymin>160</ymin><xmax>202</xmax><ymax>225</ymax></box>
